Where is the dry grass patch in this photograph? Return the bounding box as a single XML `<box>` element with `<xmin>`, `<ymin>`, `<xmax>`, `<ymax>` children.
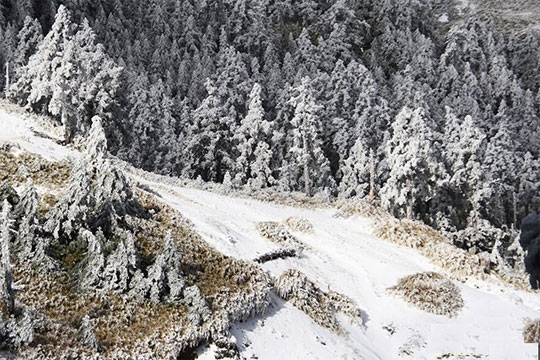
<box><xmin>374</xmin><ymin>219</ymin><xmax>445</xmax><ymax>249</ymax></box>
<box><xmin>256</xmin><ymin>221</ymin><xmax>306</xmax><ymax>250</ymax></box>
<box><xmin>274</xmin><ymin>269</ymin><xmax>363</xmax><ymax>334</ymax></box>
<box><xmin>284</xmin><ymin>216</ymin><xmax>314</xmax><ymax>233</ymax></box>
<box><xmin>334</xmin><ymin>198</ymin><xmax>391</xmax><ymax>220</ymax></box>
<box><xmin>390</xmin><ymin>272</ymin><xmax>464</xmax><ymax>318</ymax></box>
<box><xmin>0</xmin><ymin>150</ymin><xmax>71</xmax><ymax>188</ymax></box>
<box><xmin>374</xmin><ymin>219</ymin><xmax>493</xmax><ymax>281</ymax></box>
<box><xmin>10</xmin><ymin>188</ymin><xmax>272</xmax><ymax>358</ymax></box>
<box><xmin>523</xmin><ymin>318</ymin><xmax>540</xmax><ymax>343</ymax></box>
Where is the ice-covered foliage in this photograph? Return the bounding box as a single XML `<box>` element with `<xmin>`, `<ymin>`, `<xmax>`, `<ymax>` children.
<box><xmin>374</xmin><ymin>218</ymin><xmax>445</xmax><ymax>249</ymax></box>
<box><xmin>0</xmin><ymin>307</ymin><xmax>37</xmax><ymax>349</ymax></box>
<box><xmin>452</xmin><ymin>219</ymin><xmax>510</xmax><ymax>253</ymax></box>
<box><xmin>390</xmin><ymin>272</ymin><xmax>464</xmax><ymax>318</ymax></box>
<box><xmin>284</xmin><ymin>216</ymin><xmax>313</xmax><ymax>234</ymax></box>
<box><xmin>102</xmin><ymin>231</ymin><xmax>139</xmax><ymax>293</ymax></box>
<box><xmin>256</xmin><ymin>221</ymin><xmax>305</xmax><ymax>251</ymax></box>
<box><xmin>375</xmin><ymin>218</ymin><xmax>493</xmax><ymax>280</ymax></box>
<box><xmin>0</xmin><ymin>181</ymin><xmax>19</xmax><ymax>206</ymax></box>
<box><xmin>333</xmin><ymin>197</ymin><xmax>390</xmax><ymax>220</ymax></box>
<box><xmin>86</xmin><ymin>115</ymin><xmax>108</xmax><ymax>159</ymax></box>
<box><xmin>0</xmin><ymin>201</ymin><xmax>15</xmax><ymax>315</ymax></box>
<box><xmin>274</xmin><ymin>269</ymin><xmax>363</xmax><ymax>333</ymax></box>
<box><xmin>130</xmin><ymin>231</ymin><xmax>186</xmax><ymax>303</ymax></box>
<box><xmin>78</xmin><ymin>315</ymin><xmax>101</xmax><ymax>351</ymax></box>
<box><xmin>183</xmin><ymin>285</ymin><xmax>211</xmax><ymax>326</ymax></box>
<box><xmin>234</xmin><ymin>83</ymin><xmax>274</xmax><ymax>189</ymax></box>
<box><xmin>77</xmin><ymin>229</ymin><xmax>106</xmax><ymax>291</ymax></box>
<box><xmin>380</xmin><ymin>107</ymin><xmax>448</xmax><ymax>220</ymax></box>
<box><xmin>523</xmin><ymin>318</ymin><xmax>540</xmax><ymax>343</ymax></box>
<box><xmin>339</xmin><ymin>140</ymin><xmax>371</xmax><ymax>198</ymax></box>
<box><xmin>8</xmin><ymin>6</ymin><xmax>122</xmax><ymax>142</ymax></box>
<box><xmin>287</xmin><ymin>77</ymin><xmax>335</xmax><ymax>196</ymax></box>
<box><xmin>44</xmin><ymin>118</ymin><xmax>142</xmax><ymax>241</ymax></box>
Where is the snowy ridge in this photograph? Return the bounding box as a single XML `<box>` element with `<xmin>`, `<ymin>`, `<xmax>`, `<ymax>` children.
<box><xmin>1</xmin><ymin>106</ymin><xmax>539</xmax><ymax>359</ymax></box>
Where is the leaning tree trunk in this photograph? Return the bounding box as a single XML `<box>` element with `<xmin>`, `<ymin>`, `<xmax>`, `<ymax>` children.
<box><xmin>303</xmin><ymin>134</ymin><xmax>311</xmax><ymax>197</ymax></box>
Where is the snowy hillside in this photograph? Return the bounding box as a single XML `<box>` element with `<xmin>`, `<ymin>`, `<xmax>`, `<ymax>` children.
<box><xmin>1</xmin><ymin>106</ymin><xmax>539</xmax><ymax>359</ymax></box>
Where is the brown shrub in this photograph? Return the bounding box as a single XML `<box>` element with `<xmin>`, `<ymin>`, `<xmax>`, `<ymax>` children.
<box><xmin>389</xmin><ymin>272</ymin><xmax>464</xmax><ymax>318</ymax></box>
<box><xmin>274</xmin><ymin>269</ymin><xmax>363</xmax><ymax>334</ymax></box>
<box><xmin>523</xmin><ymin>318</ymin><xmax>540</xmax><ymax>343</ymax></box>
<box><xmin>284</xmin><ymin>216</ymin><xmax>314</xmax><ymax>233</ymax></box>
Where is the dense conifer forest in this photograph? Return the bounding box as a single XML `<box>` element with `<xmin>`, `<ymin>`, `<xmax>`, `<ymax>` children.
<box><xmin>1</xmin><ymin>0</ymin><xmax>539</xmax><ymax>258</ymax></box>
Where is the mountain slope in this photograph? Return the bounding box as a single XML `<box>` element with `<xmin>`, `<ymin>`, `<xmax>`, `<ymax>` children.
<box><xmin>1</xmin><ymin>105</ymin><xmax>539</xmax><ymax>359</ymax></box>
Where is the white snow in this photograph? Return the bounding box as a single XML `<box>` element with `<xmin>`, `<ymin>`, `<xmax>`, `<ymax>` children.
<box><xmin>0</xmin><ymin>106</ymin><xmax>76</xmax><ymax>161</ymax></box>
<box><xmin>152</xmin><ymin>183</ymin><xmax>540</xmax><ymax>359</ymax></box>
<box><xmin>1</xmin><ymin>106</ymin><xmax>539</xmax><ymax>359</ymax></box>
<box><xmin>438</xmin><ymin>14</ymin><xmax>449</xmax><ymax>23</ymax></box>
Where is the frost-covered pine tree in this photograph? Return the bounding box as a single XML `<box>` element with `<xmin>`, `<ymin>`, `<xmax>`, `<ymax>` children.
<box><xmin>235</xmin><ymin>83</ymin><xmax>274</xmax><ymax>189</ymax></box>
<box><xmin>0</xmin><ymin>200</ymin><xmax>15</xmax><ymax>314</ymax></box>
<box><xmin>184</xmin><ymin>79</ymin><xmax>235</xmax><ymax>182</ymax></box>
<box><xmin>8</xmin><ymin>5</ymin><xmax>76</xmax><ymax>110</ymax></box>
<box><xmin>78</xmin><ymin>315</ymin><xmax>100</xmax><ymax>351</ymax></box>
<box><xmin>12</xmin><ymin>17</ymin><xmax>43</xmax><ymax>78</ymax></box>
<box><xmin>288</xmin><ymin>77</ymin><xmax>334</xmax><ymax>196</ymax></box>
<box><xmin>9</xmin><ymin>6</ymin><xmax>122</xmax><ymax>142</ymax></box>
<box><xmin>78</xmin><ymin>230</ymin><xmax>106</xmax><ymax>291</ymax></box>
<box><xmin>46</xmin><ymin>115</ymin><xmax>138</xmax><ymax>240</ymax></box>
<box><xmin>130</xmin><ymin>231</ymin><xmax>185</xmax><ymax>303</ymax></box>
<box><xmin>13</xmin><ymin>180</ymin><xmax>39</xmax><ymax>260</ymax></box>
<box><xmin>103</xmin><ymin>232</ymin><xmax>139</xmax><ymax>293</ymax></box>
<box><xmin>381</xmin><ymin>107</ymin><xmax>447</xmax><ymax>220</ymax></box>
<box><xmin>339</xmin><ymin>140</ymin><xmax>371</xmax><ymax>198</ymax></box>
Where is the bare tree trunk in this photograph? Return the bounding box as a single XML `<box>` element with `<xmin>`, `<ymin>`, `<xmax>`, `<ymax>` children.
<box><xmin>406</xmin><ymin>198</ymin><xmax>413</xmax><ymax>220</ymax></box>
<box><xmin>302</xmin><ymin>125</ymin><xmax>311</xmax><ymax>197</ymax></box>
<box><xmin>4</xmin><ymin>61</ymin><xmax>9</xmax><ymax>99</ymax></box>
<box><xmin>513</xmin><ymin>191</ymin><xmax>518</xmax><ymax>231</ymax></box>
<box><xmin>368</xmin><ymin>149</ymin><xmax>376</xmax><ymax>201</ymax></box>
<box><xmin>1</xmin><ymin>201</ymin><xmax>14</xmax><ymax>315</ymax></box>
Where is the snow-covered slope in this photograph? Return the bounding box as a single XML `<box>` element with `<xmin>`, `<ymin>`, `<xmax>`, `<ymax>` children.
<box><xmin>1</xmin><ymin>106</ymin><xmax>539</xmax><ymax>359</ymax></box>
<box><xmin>147</xmin><ymin>183</ymin><xmax>540</xmax><ymax>360</ymax></box>
<box><xmin>0</xmin><ymin>105</ymin><xmax>77</xmax><ymax>161</ymax></box>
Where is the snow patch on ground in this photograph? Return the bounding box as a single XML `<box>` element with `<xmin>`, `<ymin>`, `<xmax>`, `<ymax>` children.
<box><xmin>0</xmin><ymin>107</ymin><xmax>76</xmax><ymax>161</ymax></box>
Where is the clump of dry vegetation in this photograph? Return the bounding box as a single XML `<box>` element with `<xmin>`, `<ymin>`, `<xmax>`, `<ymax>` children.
<box><xmin>523</xmin><ymin>318</ymin><xmax>540</xmax><ymax>343</ymax></box>
<box><xmin>0</xmin><ymin>149</ymin><xmax>71</xmax><ymax>188</ymax></box>
<box><xmin>283</xmin><ymin>216</ymin><xmax>314</xmax><ymax>234</ymax></box>
<box><xmin>256</xmin><ymin>221</ymin><xmax>306</xmax><ymax>250</ymax></box>
<box><xmin>334</xmin><ymin>197</ymin><xmax>391</xmax><ymax>220</ymax></box>
<box><xmin>274</xmin><ymin>269</ymin><xmax>363</xmax><ymax>334</ymax></box>
<box><xmin>374</xmin><ymin>219</ymin><xmax>445</xmax><ymax>249</ymax></box>
<box><xmin>374</xmin><ymin>219</ymin><xmax>493</xmax><ymax>280</ymax></box>
<box><xmin>389</xmin><ymin>272</ymin><xmax>464</xmax><ymax>318</ymax></box>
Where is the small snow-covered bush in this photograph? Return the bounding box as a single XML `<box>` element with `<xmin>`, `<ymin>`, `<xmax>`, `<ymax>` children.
<box><xmin>275</xmin><ymin>269</ymin><xmax>362</xmax><ymax>333</ymax></box>
<box><xmin>334</xmin><ymin>197</ymin><xmax>391</xmax><ymax>220</ymax></box>
<box><xmin>284</xmin><ymin>216</ymin><xmax>313</xmax><ymax>233</ymax></box>
<box><xmin>374</xmin><ymin>219</ymin><xmax>445</xmax><ymax>249</ymax></box>
<box><xmin>523</xmin><ymin>318</ymin><xmax>540</xmax><ymax>343</ymax></box>
<box><xmin>390</xmin><ymin>272</ymin><xmax>464</xmax><ymax>317</ymax></box>
<box><xmin>256</xmin><ymin>222</ymin><xmax>305</xmax><ymax>250</ymax></box>
<box><xmin>421</xmin><ymin>242</ymin><xmax>489</xmax><ymax>279</ymax></box>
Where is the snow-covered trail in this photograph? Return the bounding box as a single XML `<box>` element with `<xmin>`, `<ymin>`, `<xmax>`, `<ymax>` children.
<box><xmin>150</xmin><ymin>182</ymin><xmax>540</xmax><ymax>359</ymax></box>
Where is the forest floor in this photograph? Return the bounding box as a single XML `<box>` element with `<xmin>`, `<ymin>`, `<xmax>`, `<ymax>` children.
<box><xmin>1</xmin><ymin>105</ymin><xmax>540</xmax><ymax>359</ymax></box>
